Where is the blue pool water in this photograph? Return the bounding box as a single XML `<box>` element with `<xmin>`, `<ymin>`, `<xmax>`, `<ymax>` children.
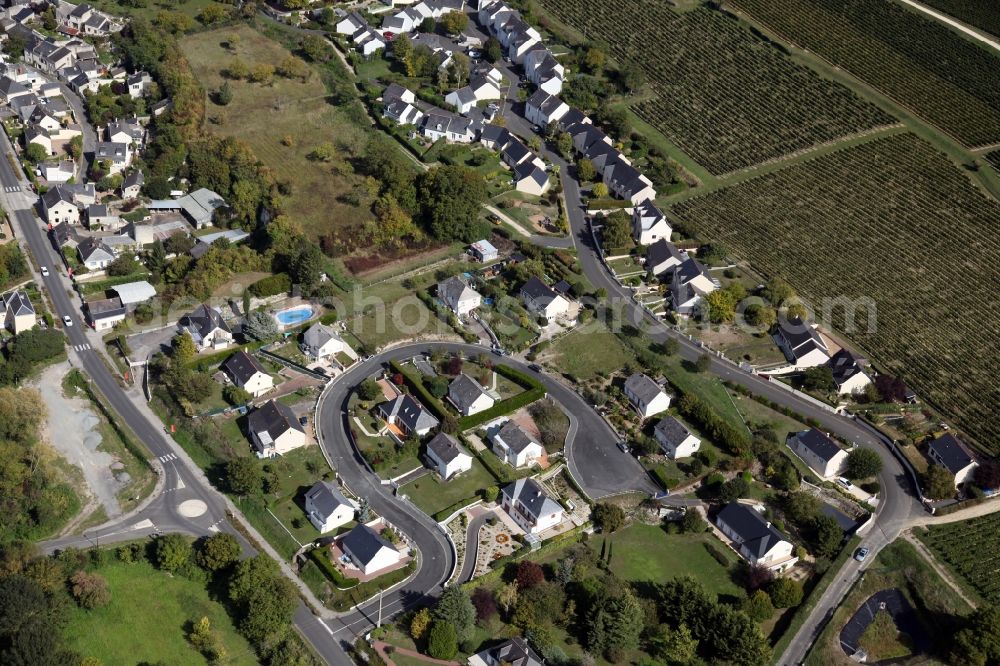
<box><xmin>274</xmin><ymin>306</ymin><xmax>314</xmax><ymax>326</ymax></box>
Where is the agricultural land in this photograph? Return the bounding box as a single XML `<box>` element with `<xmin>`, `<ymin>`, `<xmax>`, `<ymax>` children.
<box><xmin>917</xmin><ymin>0</ymin><xmax>1000</xmax><ymax>36</ymax></box>
<box><xmin>536</xmin><ymin>0</ymin><xmax>895</xmax><ymax>175</ymax></box>
<box><xmin>918</xmin><ymin>512</ymin><xmax>1000</xmax><ymax>604</ymax></box>
<box><xmin>670</xmin><ymin>133</ymin><xmax>1000</xmax><ymax>453</ymax></box>
<box><xmin>730</xmin><ymin>0</ymin><xmax>1000</xmax><ymax>147</ymax></box>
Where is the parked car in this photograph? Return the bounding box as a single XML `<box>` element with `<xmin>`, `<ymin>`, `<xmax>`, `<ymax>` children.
<box><xmin>617</xmin><ymin>441</ymin><xmax>630</xmax><ymax>453</ymax></box>
<box><xmin>40</xmin><ymin>266</ymin><xmax>49</xmax><ymax>277</ymax></box>
<box><xmin>855</xmin><ymin>547</ymin><xmax>870</xmax><ymax>562</ymax></box>
<box><xmin>528</xmin><ymin>363</ymin><xmax>542</xmax><ymax>373</ymax></box>
<box><xmin>836</xmin><ymin>477</ymin><xmax>853</xmax><ymax>490</ymax></box>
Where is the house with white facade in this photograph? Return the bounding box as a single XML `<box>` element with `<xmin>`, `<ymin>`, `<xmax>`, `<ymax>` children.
<box><xmin>489</xmin><ymin>419</ymin><xmax>544</xmax><ymax>468</ymax></box>
<box><xmin>301</xmin><ymin>322</ymin><xmax>348</xmax><ymax>360</ymax></box>
<box><xmin>927</xmin><ymin>433</ymin><xmax>979</xmax><ymax>488</ymax></box>
<box><xmin>525</xmin><ymin>90</ymin><xmax>568</xmax><ymax>127</ymax></box>
<box><xmin>828</xmin><ymin>349</ymin><xmax>873</xmax><ymax>396</ymax></box>
<box><xmin>787</xmin><ymin>428</ymin><xmax>848</xmax><ymax>479</ymax></box>
<box><xmin>41</xmin><ymin>185</ymin><xmax>80</xmax><ymax>225</ymax></box>
<box><xmin>654</xmin><ymin>416</ymin><xmax>701</xmax><ymax>459</ymax></box>
<box><xmin>470</xmin><ymin>239</ymin><xmax>499</xmax><ymax>263</ymax></box>
<box><xmin>422</xmin><ymin>112</ymin><xmax>475</xmax><ymax>143</ymax></box>
<box><xmin>468</xmin><ymin>637</ymin><xmax>543</xmax><ymax>666</ymax></box>
<box><xmin>501</xmin><ymin>477</ymin><xmax>563</xmax><ymax>535</ymax></box>
<box><xmin>775</xmin><ymin>317</ymin><xmax>831</xmax><ymax>369</ymax></box>
<box><xmin>670</xmin><ymin>256</ymin><xmax>718</xmax><ymax>316</ymax></box>
<box><xmin>716</xmin><ymin>502</ymin><xmax>797</xmax><ymax>572</ymax></box>
<box><xmin>437</xmin><ymin>275</ymin><xmax>481</xmax><ymax>316</ymax></box>
<box><xmin>631</xmin><ymin>200</ymin><xmax>672</xmax><ymax>245</ymax></box>
<box><xmin>341</xmin><ymin>523</ymin><xmax>402</xmax><ymax>576</ymax></box>
<box><xmin>303</xmin><ymin>481</ymin><xmax>355</xmax><ymax>533</ymax></box>
<box><xmin>248</xmin><ymin>399</ymin><xmax>306</xmax><ymax>458</ymax></box>
<box><xmin>178</xmin><ymin>304</ymin><xmax>233</xmax><ymax>352</ymax></box>
<box><xmin>448</xmin><ymin>373</ymin><xmax>494</xmax><ymax>416</ymax></box>
<box><xmin>624</xmin><ymin>372</ymin><xmax>671</xmax><ymax>418</ymax></box>
<box><xmin>2</xmin><ymin>290</ymin><xmax>35</xmax><ymax>334</ymax></box>
<box><xmin>378</xmin><ymin>394</ymin><xmax>439</xmax><ymax>438</ymax></box>
<box><xmin>77</xmin><ymin>237</ymin><xmax>116</xmax><ymax>270</ymax></box>
<box><xmin>222</xmin><ymin>350</ymin><xmax>273</xmax><ymax>398</ymax></box>
<box><xmin>645</xmin><ymin>239</ymin><xmax>686</xmax><ymax>277</ymax></box>
<box><xmin>520</xmin><ymin>276</ymin><xmax>569</xmax><ymax>319</ymax></box>
<box><xmin>425</xmin><ymin>432</ymin><xmax>473</xmax><ymax>480</ymax></box>
<box><xmin>513</xmin><ymin>161</ymin><xmax>550</xmax><ymax>196</ymax></box>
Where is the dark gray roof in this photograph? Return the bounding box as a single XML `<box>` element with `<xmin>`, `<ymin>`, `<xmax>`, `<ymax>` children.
<box><xmin>122</xmin><ymin>170</ymin><xmax>144</xmax><ymax>188</ymax></box>
<box><xmin>42</xmin><ymin>185</ymin><xmax>74</xmax><ymax>208</ymax></box>
<box><xmin>181</xmin><ymin>304</ymin><xmax>232</xmax><ymax>339</ymax></box>
<box><xmin>790</xmin><ymin>428</ymin><xmax>843</xmax><ymax>463</ymax></box>
<box><xmin>520</xmin><ymin>275</ymin><xmax>558</xmax><ymax>306</ymax></box>
<box><xmin>448</xmin><ymin>373</ymin><xmax>489</xmax><ymax>412</ymax></box>
<box><xmin>624</xmin><ymin>372</ymin><xmax>664</xmax><ymax>405</ymax></box>
<box><xmin>222</xmin><ymin>350</ymin><xmax>268</xmax><ymax>384</ymax></box>
<box><xmin>828</xmin><ymin>348</ymin><xmax>864</xmax><ymax>386</ymax></box>
<box><xmin>341</xmin><ymin>523</ymin><xmax>395</xmax><ymax>566</ymax></box>
<box><xmin>559</xmin><ymin>108</ymin><xmax>587</xmax><ymax>130</ymax></box>
<box><xmin>717</xmin><ymin>502</ymin><xmax>790</xmax><ymax>559</ymax></box>
<box><xmin>487</xmin><ymin>638</ymin><xmax>543</xmax><ymax>666</ymax></box>
<box><xmin>248</xmin><ymin>399</ymin><xmax>303</xmax><ymax>441</ymax></box>
<box><xmin>502</xmin><ymin>138</ymin><xmax>531</xmax><ymax>164</ymax></box>
<box><xmin>778</xmin><ymin>317</ymin><xmax>828</xmax><ymax>357</ymax></box>
<box><xmin>4</xmin><ymin>289</ymin><xmax>34</xmax><ymax>316</ymax></box>
<box><xmin>378</xmin><ymin>394</ymin><xmax>439</xmax><ymax>433</ymax></box>
<box><xmin>526</xmin><ymin>88</ymin><xmax>549</xmax><ymax>109</ymax></box>
<box><xmin>502</xmin><ymin>477</ymin><xmax>561</xmax><ymax>520</ymax></box>
<box><xmin>304</xmin><ymin>481</ymin><xmax>352</xmax><ymax>519</ymax></box>
<box><xmin>86</xmin><ymin>296</ymin><xmax>125</xmax><ymax>319</ymax></box>
<box><xmin>654</xmin><ymin>416</ymin><xmax>693</xmax><ymax>446</ymax></box>
<box><xmin>495</xmin><ymin>420</ymin><xmax>540</xmax><ymax>454</ymax></box>
<box><xmin>426</xmin><ymin>432</ymin><xmax>469</xmax><ymax>465</ymax></box>
<box><xmin>674</xmin><ymin>256</ymin><xmax>712</xmax><ymax>284</ymax></box>
<box><xmin>437</xmin><ymin>275</ymin><xmax>478</xmax><ymax>307</ymax></box>
<box><xmin>646</xmin><ymin>239</ymin><xmax>685</xmax><ymax>270</ymax></box>
<box><xmin>479</xmin><ymin>124</ymin><xmax>510</xmax><ymax>147</ymax></box>
<box><xmin>513</xmin><ymin>161</ymin><xmax>547</xmax><ymax>187</ymax></box>
<box><xmin>77</xmin><ymin>237</ymin><xmax>114</xmax><ymax>262</ymax></box>
<box><xmin>928</xmin><ymin>433</ymin><xmax>976</xmax><ymax>475</ymax></box>
<box><xmin>88</xmin><ymin>204</ymin><xmax>109</xmax><ymax>217</ymax></box>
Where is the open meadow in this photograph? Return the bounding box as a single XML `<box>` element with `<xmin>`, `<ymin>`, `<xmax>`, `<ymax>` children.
<box><xmin>730</xmin><ymin>0</ymin><xmax>1000</xmax><ymax>148</ymax></box>
<box><xmin>536</xmin><ymin>0</ymin><xmax>893</xmax><ymax>175</ymax></box>
<box><xmin>181</xmin><ymin>25</ymin><xmax>374</xmax><ymax>247</ymax></box>
<box><xmin>671</xmin><ymin>133</ymin><xmax>1000</xmax><ymax>453</ymax></box>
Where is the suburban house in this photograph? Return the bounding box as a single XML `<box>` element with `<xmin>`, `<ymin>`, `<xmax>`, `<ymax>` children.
<box><xmin>715</xmin><ymin>502</ymin><xmax>797</xmax><ymax>572</ymax></box>
<box><xmin>646</xmin><ymin>239</ymin><xmax>686</xmax><ymax>277</ymax></box>
<box><xmin>76</xmin><ymin>237</ymin><xmax>116</xmax><ymax>271</ymax></box>
<box><xmin>653</xmin><ymin>416</ymin><xmax>701</xmax><ymax>459</ymax></box>
<box><xmin>127</xmin><ymin>71</ymin><xmax>152</xmax><ymax>98</ymax></box>
<box><xmin>927</xmin><ymin>433</ymin><xmax>979</xmax><ymax>487</ymax></box>
<box><xmin>41</xmin><ymin>185</ymin><xmax>80</xmax><ymax>225</ymax></box>
<box><xmin>489</xmin><ymin>419</ymin><xmax>544</xmax><ymax>468</ymax></box>
<box><xmin>670</xmin><ymin>256</ymin><xmax>719</xmax><ymax>315</ymax></box>
<box><xmin>178</xmin><ymin>304</ymin><xmax>233</xmax><ymax>352</ymax></box>
<box><xmin>353</xmin><ymin>28</ymin><xmax>386</xmax><ymax>57</ymax></box>
<box><xmin>222</xmin><ymin>350</ymin><xmax>274</xmax><ymax>398</ymax></box>
<box><xmin>524</xmin><ymin>48</ymin><xmax>565</xmax><ymax>95</ymax></box>
<box><xmin>378</xmin><ymin>394</ymin><xmax>440</xmax><ymax>438</ymax></box>
<box><xmin>448</xmin><ymin>373</ymin><xmax>495</xmax><ymax>416</ymax></box>
<box><xmin>520</xmin><ymin>276</ymin><xmax>570</xmax><ymax>319</ymax></box>
<box><xmin>470</xmin><ymin>239</ymin><xmax>499</xmax><ymax>263</ymax></box>
<box><xmin>383</xmin><ymin>88</ymin><xmax>424</xmax><ymax>126</ymax></box>
<box><xmin>425</xmin><ymin>432</ymin><xmax>473</xmax><ymax>480</ymax></box>
<box><xmin>787</xmin><ymin>428</ymin><xmax>848</xmax><ymax>479</ymax></box>
<box><xmin>437</xmin><ymin>276</ymin><xmax>482</xmax><ymax>316</ymax></box>
<box><xmin>247</xmin><ymin>399</ymin><xmax>307</xmax><ymax>458</ymax></box>
<box><xmin>828</xmin><ymin>349</ymin><xmax>873</xmax><ymax>396</ymax></box>
<box><xmin>85</xmin><ymin>296</ymin><xmax>126</xmax><ymax>331</ymax></box>
<box><xmin>335</xmin><ymin>11</ymin><xmax>366</xmax><ymax>36</ymax></box>
<box><xmin>106</xmin><ymin>118</ymin><xmax>145</xmax><ymax>148</ymax></box>
<box><xmin>422</xmin><ymin>112</ymin><xmax>475</xmax><ymax>143</ymax></box>
<box><xmin>121</xmin><ymin>170</ymin><xmax>143</xmax><ymax>199</ymax></box>
<box><xmin>446</xmin><ymin>73</ymin><xmax>502</xmax><ymax>114</ymax></box>
<box><xmin>501</xmin><ymin>138</ymin><xmax>542</xmax><ymax>170</ymax></box>
<box><xmin>86</xmin><ymin>204</ymin><xmax>122</xmax><ymax>231</ymax></box>
<box><xmin>301</xmin><ymin>322</ymin><xmax>347</xmax><ymax>360</ymax></box>
<box><xmin>479</xmin><ymin>125</ymin><xmax>512</xmax><ymax>152</ymax></box>
<box><xmin>525</xmin><ymin>90</ymin><xmax>568</xmax><ymax>127</ymax></box>
<box><xmin>775</xmin><ymin>317</ymin><xmax>831</xmax><ymax>369</ymax></box>
<box><xmin>513</xmin><ymin>161</ymin><xmax>550</xmax><ymax>196</ymax></box>
<box><xmin>468</xmin><ymin>637</ymin><xmax>544</xmax><ymax>666</ymax></box>
<box><xmin>501</xmin><ymin>477</ymin><xmax>563</xmax><ymax>535</ymax></box>
<box><xmin>341</xmin><ymin>523</ymin><xmax>402</xmax><ymax>576</ymax></box>
<box><xmin>303</xmin><ymin>480</ymin><xmax>355</xmax><ymax>533</ymax></box>
<box><xmin>624</xmin><ymin>372</ymin><xmax>671</xmax><ymax>418</ymax></box>
<box><xmin>94</xmin><ymin>141</ymin><xmax>130</xmax><ymax>175</ymax></box>
<box><xmin>2</xmin><ymin>290</ymin><xmax>35</xmax><ymax>334</ymax></box>
<box><xmin>631</xmin><ymin>199</ymin><xmax>672</xmax><ymax>245</ymax></box>
<box><xmin>42</xmin><ymin>161</ymin><xmax>76</xmax><ymax>183</ymax></box>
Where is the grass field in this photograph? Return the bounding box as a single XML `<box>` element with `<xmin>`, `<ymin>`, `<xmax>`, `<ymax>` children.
<box><xmin>730</xmin><ymin>0</ymin><xmax>1000</xmax><ymax>148</ymax></box>
<box><xmin>399</xmin><ymin>459</ymin><xmax>495</xmax><ymax>516</ymax></box>
<box><xmin>606</xmin><ymin>523</ymin><xmax>741</xmax><ymax>600</ymax></box>
<box><xmin>71</xmin><ymin>0</ymin><xmax>224</xmax><ymax>23</ymax></box>
<box><xmin>181</xmin><ymin>25</ymin><xmax>374</xmax><ymax>245</ymax></box>
<box><xmin>544</xmin><ymin>322</ymin><xmax>634</xmax><ymax>380</ymax></box>
<box><xmin>671</xmin><ymin>133</ymin><xmax>1000</xmax><ymax>454</ymax></box>
<box><xmin>62</xmin><ymin>559</ymin><xmax>257</xmax><ymax>665</ymax></box>
<box><xmin>918</xmin><ymin>512</ymin><xmax>1000</xmax><ymax>604</ymax></box>
<box><xmin>804</xmin><ymin>539</ymin><xmax>971</xmax><ymax>665</ymax></box>
<box><xmin>536</xmin><ymin>1</ymin><xmax>893</xmax><ymax>175</ymax></box>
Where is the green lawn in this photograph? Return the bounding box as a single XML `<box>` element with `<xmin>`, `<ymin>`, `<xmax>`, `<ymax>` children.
<box><xmin>73</xmin><ymin>0</ymin><xmax>224</xmax><ymax>23</ymax></box>
<box><xmin>62</xmin><ymin>559</ymin><xmax>256</xmax><ymax>665</ymax></box>
<box><xmin>546</xmin><ymin>322</ymin><xmax>634</xmax><ymax>380</ymax></box>
<box><xmin>400</xmin><ymin>458</ymin><xmax>496</xmax><ymax>517</ymax></box>
<box><xmin>607</xmin><ymin>522</ymin><xmax>741</xmax><ymax>600</ymax></box>
<box><xmin>661</xmin><ymin>354</ymin><xmax>747</xmax><ymax>434</ymax></box>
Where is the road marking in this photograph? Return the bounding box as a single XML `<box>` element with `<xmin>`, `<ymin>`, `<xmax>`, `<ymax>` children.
<box><xmin>159</xmin><ymin>453</ymin><xmax>178</xmax><ymax>463</ymax></box>
<box><xmin>131</xmin><ymin>519</ymin><xmax>154</xmax><ymax>530</ymax></box>
<box><xmin>4</xmin><ymin>186</ymin><xmax>19</xmax><ymax>192</ymax></box>
<box><xmin>73</xmin><ymin>343</ymin><xmax>91</xmax><ymax>351</ymax></box>
<box><xmin>175</xmin><ymin>478</ymin><xmax>185</xmax><ymax>490</ymax></box>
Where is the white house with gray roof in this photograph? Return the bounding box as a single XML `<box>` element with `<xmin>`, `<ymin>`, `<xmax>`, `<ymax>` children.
<box><xmin>670</xmin><ymin>256</ymin><xmax>719</xmax><ymax>316</ymax></box>
<box><xmin>513</xmin><ymin>161</ymin><xmax>549</xmax><ymax>196</ymax></box>
<box><xmin>520</xmin><ymin>276</ymin><xmax>569</xmax><ymax>319</ymax></box>
<box><xmin>301</xmin><ymin>322</ymin><xmax>348</xmax><ymax>360</ymax></box>
<box><xmin>646</xmin><ymin>239</ymin><xmax>686</xmax><ymax>277</ymax></box>
<box><xmin>448</xmin><ymin>373</ymin><xmax>494</xmax><ymax>416</ymax></box>
<box><xmin>77</xmin><ymin>237</ymin><xmax>116</xmax><ymax>270</ymax></box>
<box><xmin>716</xmin><ymin>502</ymin><xmax>797</xmax><ymax>572</ymax></box>
<box><xmin>425</xmin><ymin>432</ymin><xmax>473</xmax><ymax>480</ymax></box>
<box><xmin>624</xmin><ymin>372</ymin><xmax>670</xmax><ymax>418</ymax></box>
<box><xmin>501</xmin><ymin>477</ymin><xmax>563</xmax><ymax>535</ymax></box>
<box><xmin>787</xmin><ymin>428</ymin><xmax>848</xmax><ymax>479</ymax></box>
<box><xmin>378</xmin><ymin>394</ymin><xmax>439</xmax><ymax>438</ymax></box>
<box><xmin>341</xmin><ymin>523</ymin><xmax>401</xmax><ymax>575</ymax></box>
<box><xmin>927</xmin><ymin>433</ymin><xmax>978</xmax><ymax>487</ymax></box>
<box><xmin>2</xmin><ymin>290</ymin><xmax>35</xmax><ymax>334</ymax></box>
<box><xmin>179</xmin><ymin>304</ymin><xmax>233</xmax><ymax>352</ymax></box>
<box><xmin>248</xmin><ymin>399</ymin><xmax>306</xmax><ymax>458</ymax></box>
<box><xmin>222</xmin><ymin>350</ymin><xmax>273</xmax><ymax>398</ymax></box>
<box><xmin>632</xmin><ymin>200</ymin><xmax>672</xmax><ymax>245</ymax></box>
<box><xmin>304</xmin><ymin>480</ymin><xmax>355</xmax><ymax>533</ymax></box>
<box><xmin>775</xmin><ymin>317</ymin><xmax>831</xmax><ymax>370</ymax></box>
<box><xmin>437</xmin><ymin>275</ymin><xmax>481</xmax><ymax>316</ymax></box>
<box><xmin>489</xmin><ymin>419</ymin><xmax>544</xmax><ymax>468</ymax></box>
<box><xmin>828</xmin><ymin>349</ymin><xmax>872</xmax><ymax>396</ymax></box>
<box><xmin>654</xmin><ymin>416</ymin><xmax>701</xmax><ymax>459</ymax></box>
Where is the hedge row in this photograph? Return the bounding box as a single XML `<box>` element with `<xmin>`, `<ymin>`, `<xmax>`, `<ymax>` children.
<box><xmin>388</xmin><ymin>360</ymin><xmax>449</xmax><ymax>421</ymax></box>
<box><xmin>432</xmin><ymin>496</ymin><xmax>480</xmax><ymax>523</ymax></box>
<box><xmin>248</xmin><ymin>272</ymin><xmax>291</xmax><ymax>298</ymax></box>
<box><xmin>674</xmin><ymin>388</ymin><xmax>751</xmax><ymax>457</ymax></box>
<box><xmin>458</xmin><ymin>386</ymin><xmax>545</xmax><ymax>430</ymax></box>
<box><xmin>467</xmin><ymin>440</ymin><xmax>534</xmax><ymax>485</ymax></box>
<box><xmin>309</xmin><ymin>548</ymin><xmax>359</xmax><ymax>589</ymax></box>
<box><xmin>186</xmin><ymin>339</ymin><xmax>269</xmax><ymax>373</ymax></box>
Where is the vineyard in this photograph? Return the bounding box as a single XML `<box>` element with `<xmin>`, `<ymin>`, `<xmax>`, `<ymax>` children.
<box><xmin>730</xmin><ymin>0</ymin><xmax>1000</xmax><ymax>148</ymax></box>
<box><xmin>986</xmin><ymin>150</ymin><xmax>1000</xmax><ymax>172</ymax></box>
<box><xmin>918</xmin><ymin>0</ymin><xmax>1000</xmax><ymax>37</ymax></box>
<box><xmin>919</xmin><ymin>513</ymin><xmax>1000</xmax><ymax>603</ymax></box>
<box><xmin>670</xmin><ymin>133</ymin><xmax>1000</xmax><ymax>453</ymax></box>
<box><xmin>536</xmin><ymin>0</ymin><xmax>893</xmax><ymax>175</ymax></box>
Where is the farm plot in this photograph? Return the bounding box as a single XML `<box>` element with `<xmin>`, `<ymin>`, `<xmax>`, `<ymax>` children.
<box><xmin>670</xmin><ymin>133</ymin><xmax>1000</xmax><ymax>454</ymax></box>
<box><xmin>910</xmin><ymin>0</ymin><xmax>1000</xmax><ymax>38</ymax></box>
<box><xmin>730</xmin><ymin>0</ymin><xmax>1000</xmax><ymax>148</ymax></box>
<box><xmin>986</xmin><ymin>150</ymin><xmax>1000</xmax><ymax>173</ymax></box>
<box><xmin>536</xmin><ymin>1</ymin><xmax>893</xmax><ymax>175</ymax></box>
<box><xmin>918</xmin><ymin>513</ymin><xmax>1000</xmax><ymax>603</ymax></box>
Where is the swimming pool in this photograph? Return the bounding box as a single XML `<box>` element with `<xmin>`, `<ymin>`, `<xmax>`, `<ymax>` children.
<box><xmin>274</xmin><ymin>306</ymin><xmax>314</xmax><ymax>327</ymax></box>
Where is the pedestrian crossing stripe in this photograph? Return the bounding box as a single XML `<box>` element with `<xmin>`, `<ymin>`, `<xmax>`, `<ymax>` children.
<box><xmin>159</xmin><ymin>453</ymin><xmax>178</xmax><ymax>463</ymax></box>
<box><xmin>73</xmin><ymin>343</ymin><xmax>91</xmax><ymax>351</ymax></box>
<box><xmin>3</xmin><ymin>186</ymin><xmax>19</xmax><ymax>193</ymax></box>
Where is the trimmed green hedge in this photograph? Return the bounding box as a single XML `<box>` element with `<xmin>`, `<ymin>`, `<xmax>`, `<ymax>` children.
<box><xmin>309</xmin><ymin>549</ymin><xmax>359</xmax><ymax>589</ymax></box>
<box><xmin>388</xmin><ymin>360</ymin><xmax>449</xmax><ymax>420</ymax></box>
<box><xmin>248</xmin><ymin>272</ymin><xmax>291</xmax><ymax>298</ymax></box>
<box><xmin>186</xmin><ymin>340</ymin><xmax>269</xmax><ymax>373</ymax></box>
<box><xmin>457</xmin><ymin>364</ymin><xmax>546</xmax><ymax>430</ymax></box>
<box><xmin>432</xmin><ymin>497</ymin><xmax>479</xmax><ymax>522</ymax></box>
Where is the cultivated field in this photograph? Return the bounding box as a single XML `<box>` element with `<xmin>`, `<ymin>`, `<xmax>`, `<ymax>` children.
<box><xmin>181</xmin><ymin>25</ymin><xmax>374</xmax><ymax>245</ymax></box>
<box><xmin>536</xmin><ymin>1</ymin><xmax>893</xmax><ymax>175</ymax></box>
<box><xmin>731</xmin><ymin>0</ymin><xmax>1000</xmax><ymax>147</ymax></box>
<box><xmin>671</xmin><ymin>133</ymin><xmax>1000</xmax><ymax>453</ymax></box>
<box><xmin>986</xmin><ymin>150</ymin><xmax>1000</xmax><ymax>172</ymax></box>
<box><xmin>918</xmin><ymin>0</ymin><xmax>1000</xmax><ymax>37</ymax></box>
<box><xmin>919</xmin><ymin>513</ymin><xmax>1000</xmax><ymax>603</ymax></box>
